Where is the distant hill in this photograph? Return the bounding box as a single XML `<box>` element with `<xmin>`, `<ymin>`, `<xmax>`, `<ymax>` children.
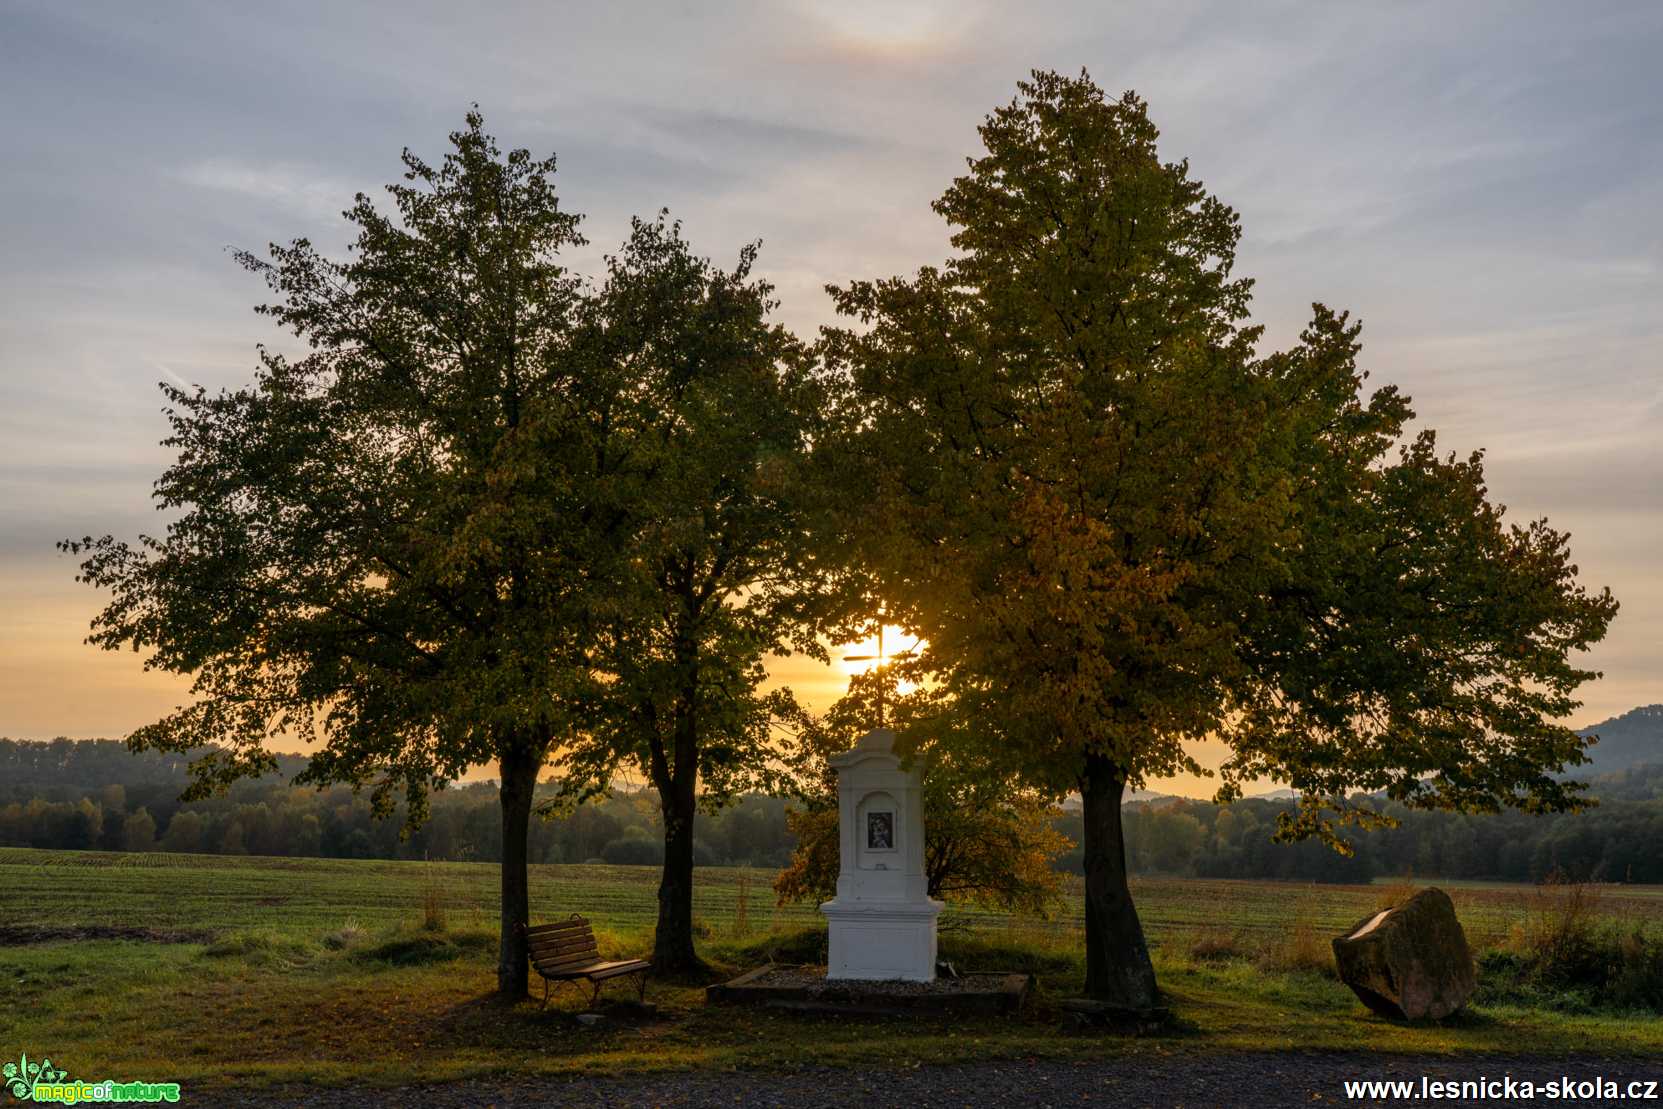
<box><xmin>1058</xmin><ymin>788</ymin><xmax>1174</xmax><ymax>811</ymax></box>
<box><xmin>1577</xmin><ymin>705</ymin><xmax>1663</xmax><ymax>776</ymax></box>
<box><xmin>0</xmin><ymin>738</ymin><xmax>306</xmax><ymax>806</ymax></box>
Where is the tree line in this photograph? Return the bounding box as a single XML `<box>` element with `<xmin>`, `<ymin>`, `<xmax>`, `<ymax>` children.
<box><xmin>1082</xmin><ymin>769</ymin><xmax>1663</xmax><ymax>885</ymax></box>
<box><xmin>61</xmin><ymin>71</ymin><xmax>1617</xmax><ymax>1007</ymax></box>
<box><xmin>0</xmin><ymin>781</ymin><xmax>794</xmax><ymax>869</ymax></box>
<box><xmin>0</xmin><ymin>738</ymin><xmax>792</xmax><ymax>866</ymax></box>
<box><xmin>8</xmin><ymin>737</ymin><xmax>1662</xmax><ymax>887</ymax></box>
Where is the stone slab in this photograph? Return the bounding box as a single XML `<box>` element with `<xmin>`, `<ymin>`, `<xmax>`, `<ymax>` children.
<box><xmin>707</xmin><ymin>965</ymin><xmax>1031</xmax><ymax>1016</ymax></box>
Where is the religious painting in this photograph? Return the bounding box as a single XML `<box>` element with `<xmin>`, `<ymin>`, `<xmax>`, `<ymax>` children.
<box><xmin>866</xmin><ymin>810</ymin><xmax>894</xmax><ymax>850</ymax></box>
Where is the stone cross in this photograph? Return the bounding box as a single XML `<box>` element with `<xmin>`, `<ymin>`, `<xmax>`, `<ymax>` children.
<box><xmin>841</xmin><ymin>625</ymin><xmax>913</xmax><ymax>728</ymax></box>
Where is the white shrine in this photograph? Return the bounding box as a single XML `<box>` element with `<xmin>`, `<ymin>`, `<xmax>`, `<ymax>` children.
<box><xmin>820</xmin><ymin>727</ymin><xmax>943</xmax><ymax>981</ymax></box>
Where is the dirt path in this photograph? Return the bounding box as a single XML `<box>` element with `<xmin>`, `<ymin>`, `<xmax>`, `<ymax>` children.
<box><xmin>213</xmin><ymin>1052</ymin><xmax>1660</xmax><ymax>1107</ymax></box>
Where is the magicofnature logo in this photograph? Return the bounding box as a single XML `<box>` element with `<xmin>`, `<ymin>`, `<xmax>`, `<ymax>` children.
<box><xmin>3</xmin><ymin>1054</ymin><xmax>180</xmax><ymax>1104</ymax></box>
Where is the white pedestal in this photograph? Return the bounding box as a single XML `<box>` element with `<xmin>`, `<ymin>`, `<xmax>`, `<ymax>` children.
<box><xmin>822</xmin><ymin>898</ymin><xmax>944</xmax><ymax>981</ymax></box>
<box><xmin>818</xmin><ymin>727</ymin><xmax>941</xmax><ymax>982</ymax></box>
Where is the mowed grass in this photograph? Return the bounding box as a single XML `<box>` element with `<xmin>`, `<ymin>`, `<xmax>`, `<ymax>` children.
<box><xmin>2</xmin><ymin>847</ymin><xmax>1661</xmax><ymax>1091</ymax></box>
<box><xmin>0</xmin><ymin>847</ymin><xmax>829</xmax><ymax>935</ymax></box>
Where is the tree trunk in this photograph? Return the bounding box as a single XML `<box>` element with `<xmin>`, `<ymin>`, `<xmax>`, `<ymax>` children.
<box><xmin>649</xmin><ymin>625</ymin><xmax>706</xmax><ymax>976</ymax></box>
<box><xmin>1080</xmin><ymin>752</ymin><xmax>1159</xmax><ymax>1009</ymax></box>
<box><xmin>652</xmin><ymin>677</ymin><xmax>704</xmax><ymax>974</ymax></box>
<box><xmin>496</xmin><ymin>742</ymin><xmax>540</xmax><ymax>999</ymax></box>
<box><xmin>654</xmin><ymin>775</ymin><xmax>703</xmax><ymax>974</ymax></box>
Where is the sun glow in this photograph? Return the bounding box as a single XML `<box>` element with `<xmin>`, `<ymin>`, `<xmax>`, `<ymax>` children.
<box><xmin>836</xmin><ymin>624</ymin><xmax>917</xmax><ymax>677</ymax></box>
<box><xmin>801</xmin><ymin>0</ymin><xmax>964</xmax><ymax>55</ymax></box>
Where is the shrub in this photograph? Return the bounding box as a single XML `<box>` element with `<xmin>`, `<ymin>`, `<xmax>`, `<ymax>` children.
<box><xmin>1610</xmin><ymin>928</ymin><xmax>1663</xmax><ymax>1011</ymax></box>
<box><xmin>1520</xmin><ymin>871</ymin><xmax>1606</xmax><ymax>983</ymax></box>
<box><xmin>361</xmin><ymin>934</ymin><xmax>460</xmax><ymax>966</ymax></box>
<box><xmin>1373</xmin><ymin>876</ymin><xmax>1418</xmax><ymax>912</ymax></box>
<box><xmin>1186</xmin><ymin>925</ymin><xmax>1245</xmax><ymax>963</ymax></box>
<box><xmin>323</xmin><ymin>919</ymin><xmax>365</xmax><ymax>950</ymax></box>
<box><xmin>203</xmin><ymin>928</ymin><xmax>311</xmax><ymax>966</ymax></box>
<box><xmin>420</xmin><ymin>859</ymin><xmax>447</xmax><ymax>933</ymax></box>
<box><xmin>1257</xmin><ymin>923</ymin><xmax>1335</xmax><ymax>977</ymax></box>
<box><xmin>1474</xmin><ymin>874</ymin><xmax>1663</xmax><ymax>1015</ymax></box>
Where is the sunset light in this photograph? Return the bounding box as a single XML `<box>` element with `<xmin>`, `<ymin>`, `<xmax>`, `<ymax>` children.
<box><xmin>4</xmin><ymin>3</ymin><xmax>1659</xmax><ymax>1093</ymax></box>
<box><xmin>836</xmin><ymin>624</ymin><xmax>919</xmax><ymax>677</ymax></box>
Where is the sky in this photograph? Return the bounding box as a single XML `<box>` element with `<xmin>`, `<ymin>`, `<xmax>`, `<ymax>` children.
<box><xmin>1</xmin><ymin>1</ymin><xmax>1659</xmax><ymax>797</ymax></box>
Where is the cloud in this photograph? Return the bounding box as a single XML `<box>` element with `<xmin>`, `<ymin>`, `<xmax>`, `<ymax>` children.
<box><xmin>174</xmin><ymin>159</ymin><xmax>360</xmax><ymax>225</ymax></box>
<box><xmin>1</xmin><ymin>0</ymin><xmax>1659</xmax><ymax>752</ymax></box>
<box><xmin>147</xmin><ymin>358</ymin><xmax>196</xmax><ymax>394</ymax></box>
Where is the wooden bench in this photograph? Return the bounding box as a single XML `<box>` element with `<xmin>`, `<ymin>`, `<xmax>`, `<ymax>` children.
<box><xmin>523</xmin><ymin>914</ymin><xmax>651</xmax><ymax>1008</ymax></box>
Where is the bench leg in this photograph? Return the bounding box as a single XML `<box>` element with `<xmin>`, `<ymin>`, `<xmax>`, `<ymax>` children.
<box><xmin>541</xmin><ymin>977</ymin><xmax>550</xmax><ymax>1010</ymax></box>
<box><xmin>635</xmin><ymin>970</ymin><xmax>648</xmax><ymax>1002</ymax></box>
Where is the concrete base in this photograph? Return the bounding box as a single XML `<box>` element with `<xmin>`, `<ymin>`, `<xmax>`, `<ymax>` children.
<box><xmin>707</xmin><ymin>965</ymin><xmax>1031</xmax><ymax>1015</ymax></box>
<box><xmin>821</xmin><ymin>898</ymin><xmax>943</xmax><ymax>981</ymax></box>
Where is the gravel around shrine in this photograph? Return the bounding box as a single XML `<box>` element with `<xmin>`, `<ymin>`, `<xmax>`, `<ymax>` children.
<box><xmin>746</xmin><ymin>966</ymin><xmax>1016</xmax><ymax>994</ymax></box>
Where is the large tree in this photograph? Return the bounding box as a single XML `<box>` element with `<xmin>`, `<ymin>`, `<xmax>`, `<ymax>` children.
<box><xmin>63</xmin><ymin>115</ymin><xmax>632</xmax><ymax>998</ymax></box>
<box><xmin>826</xmin><ymin>71</ymin><xmax>1618</xmax><ymax>1009</ymax></box>
<box><xmin>556</xmin><ymin>215</ymin><xmax>846</xmax><ymax>973</ymax></box>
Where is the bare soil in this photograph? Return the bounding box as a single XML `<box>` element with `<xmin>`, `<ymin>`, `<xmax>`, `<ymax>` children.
<box><xmin>0</xmin><ymin>924</ymin><xmax>213</xmax><ymax>946</ymax></box>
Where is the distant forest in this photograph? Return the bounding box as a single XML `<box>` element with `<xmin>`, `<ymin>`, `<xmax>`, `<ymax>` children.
<box><xmin>4</xmin><ymin>705</ymin><xmax>1661</xmax><ymax>887</ymax></box>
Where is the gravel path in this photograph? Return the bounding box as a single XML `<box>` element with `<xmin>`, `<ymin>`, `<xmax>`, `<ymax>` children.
<box><xmin>211</xmin><ymin>1053</ymin><xmax>1660</xmax><ymax>1107</ymax></box>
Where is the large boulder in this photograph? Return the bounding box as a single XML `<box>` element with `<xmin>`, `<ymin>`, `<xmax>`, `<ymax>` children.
<box><xmin>1332</xmin><ymin>887</ymin><xmax>1475</xmax><ymax>1020</ymax></box>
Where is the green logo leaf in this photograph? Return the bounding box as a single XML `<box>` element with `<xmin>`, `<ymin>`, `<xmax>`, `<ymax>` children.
<box><xmin>5</xmin><ymin>1053</ymin><xmax>70</xmax><ymax>1101</ymax></box>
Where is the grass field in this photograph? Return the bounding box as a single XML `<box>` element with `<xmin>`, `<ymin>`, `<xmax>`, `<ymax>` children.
<box><xmin>3</xmin><ymin>847</ymin><xmax>1661</xmax><ymax>1091</ymax></box>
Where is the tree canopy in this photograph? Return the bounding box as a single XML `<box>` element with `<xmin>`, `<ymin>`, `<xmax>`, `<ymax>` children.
<box><xmin>64</xmin><ymin>111</ymin><xmax>862</xmax><ymax>991</ymax></box>
<box><xmin>64</xmin><ymin>113</ymin><xmax>640</xmax><ymax>996</ymax></box>
<box><xmin>826</xmin><ymin>69</ymin><xmax>1617</xmax><ymax>1007</ymax></box>
<box><xmin>552</xmin><ymin>214</ymin><xmax>851</xmax><ymax>970</ymax></box>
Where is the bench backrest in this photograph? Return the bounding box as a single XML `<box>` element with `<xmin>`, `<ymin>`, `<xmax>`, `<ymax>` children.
<box><xmin>525</xmin><ymin>914</ymin><xmax>600</xmax><ymax>973</ymax></box>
